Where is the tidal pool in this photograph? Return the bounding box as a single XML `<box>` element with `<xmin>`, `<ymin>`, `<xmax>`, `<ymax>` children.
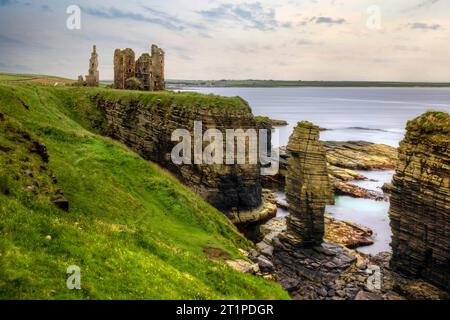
<box><xmin>326</xmin><ymin>196</ymin><xmax>392</xmax><ymax>255</ymax></box>
<box><xmin>352</xmin><ymin>170</ymin><xmax>395</xmax><ymax>192</ymax></box>
<box><xmin>275</xmin><ymin>191</ymin><xmax>289</xmax><ymax>218</ymax></box>
<box><xmin>276</xmin><ymin>169</ymin><xmax>394</xmax><ymax>255</ymax></box>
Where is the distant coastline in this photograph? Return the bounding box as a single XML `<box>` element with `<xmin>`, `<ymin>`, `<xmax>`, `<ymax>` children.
<box><xmin>2</xmin><ymin>73</ymin><xmax>450</xmax><ymax>88</ymax></box>
<box><xmin>167</xmin><ymin>79</ymin><xmax>450</xmax><ymax>88</ymax></box>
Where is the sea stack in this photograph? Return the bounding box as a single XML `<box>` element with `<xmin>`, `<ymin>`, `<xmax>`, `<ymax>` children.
<box><xmin>389</xmin><ymin>111</ymin><xmax>450</xmax><ymax>291</ymax></box>
<box><xmin>283</xmin><ymin>121</ymin><xmax>333</xmax><ymax>246</ymax></box>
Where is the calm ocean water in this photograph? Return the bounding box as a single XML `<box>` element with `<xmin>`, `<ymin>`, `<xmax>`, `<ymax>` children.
<box><xmin>181</xmin><ymin>87</ymin><xmax>450</xmax><ymax>254</ymax></box>
<box><xmin>184</xmin><ymin>87</ymin><xmax>450</xmax><ymax>147</ymax></box>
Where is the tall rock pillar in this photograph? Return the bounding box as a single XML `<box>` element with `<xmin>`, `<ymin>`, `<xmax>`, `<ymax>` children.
<box><xmin>389</xmin><ymin>112</ymin><xmax>450</xmax><ymax>291</ymax></box>
<box><xmin>283</xmin><ymin>121</ymin><xmax>333</xmax><ymax>247</ymax></box>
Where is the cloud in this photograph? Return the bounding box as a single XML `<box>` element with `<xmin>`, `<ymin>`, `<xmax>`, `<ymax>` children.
<box><xmin>0</xmin><ymin>34</ymin><xmax>25</xmax><ymax>45</ymax></box>
<box><xmin>409</xmin><ymin>22</ymin><xmax>441</xmax><ymax>30</ymax></box>
<box><xmin>312</xmin><ymin>16</ymin><xmax>346</xmax><ymax>25</ymax></box>
<box><xmin>142</xmin><ymin>6</ymin><xmax>205</xmax><ymax>30</ymax></box>
<box><xmin>41</xmin><ymin>4</ymin><xmax>52</xmax><ymax>12</ymax></box>
<box><xmin>392</xmin><ymin>45</ymin><xmax>423</xmax><ymax>52</ymax></box>
<box><xmin>197</xmin><ymin>2</ymin><xmax>289</xmax><ymax>31</ymax></box>
<box><xmin>412</xmin><ymin>0</ymin><xmax>440</xmax><ymax>10</ymax></box>
<box><xmin>296</xmin><ymin>39</ymin><xmax>320</xmax><ymax>46</ymax></box>
<box><xmin>0</xmin><ymin>0</ymin><xmax>16</xmax><ymax>6</ymax></box>
<box><xmin>0</xmin><ymin>34</ymin><xmax>50</xmax><ymax>49</ymax></box>
<box><xmin>403</xmin><ymin>0</ymin><xmax>440</xmax><ymax>12</ymax></box>
<box><xmin>82</xmin><ymin>6</ymin><xmax>186</xmax><ymax>31</ymax></box>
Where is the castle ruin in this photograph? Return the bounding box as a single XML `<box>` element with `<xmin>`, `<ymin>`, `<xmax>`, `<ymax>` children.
<box><xmin>114</xmin><ymin>44</ymin><xmax>165</xmax><ymax>91</ymax></box>
<box><xmin>78</xmin><ymin>45</ymin><xmax>99</xmax><ymax>87</ymax></box>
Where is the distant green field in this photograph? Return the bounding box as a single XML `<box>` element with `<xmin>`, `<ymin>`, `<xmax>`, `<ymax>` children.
<box><xmin>5</xmin><ymin>73</ymin><xmax>450</xmax><ymax>88</ymax></box>
<box><xmin>167</xmin><ymin>79</ymin><xmax>450</xmax><ymax>88</ymax></box>
<box><xmin>0</xmin><ymin>73</ymin><xmax>75</xmax><ymax>85</ymax></box>
<box><xmin>0</xmin><ymin>73</ymin><xmax>35</xmax><ymax>81</ymax></box>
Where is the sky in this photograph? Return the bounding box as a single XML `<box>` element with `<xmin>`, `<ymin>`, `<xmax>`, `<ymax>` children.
<box><xmin>0</xmin><ymin>0</ymin><xmax>449</xmax><ymax>81</ymax></box>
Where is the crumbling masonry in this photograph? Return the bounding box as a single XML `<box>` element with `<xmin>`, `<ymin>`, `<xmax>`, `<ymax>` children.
<box><xmin>78</xmin><ymin>45</ymin><xmax>99</xmax><ymax>87</ymax></box>
<box><xmin>114</xmin><ymin>44</ymin><xmax>165</xmax><ymax>91</ymax></box>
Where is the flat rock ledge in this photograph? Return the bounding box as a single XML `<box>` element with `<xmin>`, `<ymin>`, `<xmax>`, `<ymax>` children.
<box><xmin>271</xmin><ymin>141</ymin><xmax>397</xmax><ymax>201</ymax></box>
<box><xmin>227</xmin><ymin>189</ymin><xmax>277</xmax><ymax>225</ymax></box>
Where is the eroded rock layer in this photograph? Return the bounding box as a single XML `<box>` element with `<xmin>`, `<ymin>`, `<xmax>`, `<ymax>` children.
<box><xmin>269</xmin><ymin>141</ymin><xmax>397</xmax><ymax>201</ymax></box>
<box><xmin>282</xmin><ymin>121</ymin><xmax>333</xmax><ymax>246</ymax></box>
<box><xmin>389</xmin><ymin>112</ymin><xmax>450</xmax><ymax>291</ymax></box>
<box><xmin>92</xmin><ymin>93</ymin><xmax>269</xmax><ymax>212</ymax></box>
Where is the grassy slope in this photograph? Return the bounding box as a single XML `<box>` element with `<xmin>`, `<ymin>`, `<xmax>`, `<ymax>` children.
<box><xmin>0</xmin><ymin>83</ymin><xmax>289</xmax><ymax>300</ymax></box>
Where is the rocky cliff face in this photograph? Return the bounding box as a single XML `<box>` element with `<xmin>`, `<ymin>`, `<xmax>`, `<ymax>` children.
<box><xmin>389</xmin><ymin>112</ymin><xmax>450</xmax><ymax>291</ymax></box>
<box><xmin>281</xmin><ymin>121</ymin><xmax>333</xmax><ymax>246</ymax></box>
<box><xmin>91</xmin><ymin>92</ymin><xmax>269</xmax><ymax>212</ymax></box>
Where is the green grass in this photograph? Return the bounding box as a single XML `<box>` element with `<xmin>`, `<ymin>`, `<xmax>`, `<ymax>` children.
<box><xmin>0</xmin><ymin>73</ymin><xmax>75</xmax><ymax>85</ymax></box>
<box><xmin>407</xmin><ymin>111</ymin><xmax>450</xmax><ymax>133</ymax></box>
<box><xmin>405</xmin><ymin>111</ymin><xmax>450</xmax><ymax>143</ymax></box>
<box><xmin>0</xmin><ymin>83</ymin><xmax>289</xmax><ymax>300</ymax></box>
<box><xmin>0</xmin><ymin>73</ymin><xmax>35</xmax><ymax>81</ymax></box>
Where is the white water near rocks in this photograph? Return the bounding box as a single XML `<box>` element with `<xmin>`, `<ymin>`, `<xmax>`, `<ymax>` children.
<box><xmin>180</xmin><ymin>87</ymin><xmax>450</xmax><ymax>254</ymax></box>
<box><xmin>325</xmin><ymin>170</ymin><xmax>395</xmax><ymax>254</ymax></box>
<box><xmin>276</xmin><ymin>170</ymin><xmax>393</xmax><ymax>254</ymax></box>
<box><xmin>352</xmin><ymin>170</ymin><xmax>395</xmax><ymax>192</ymax></box>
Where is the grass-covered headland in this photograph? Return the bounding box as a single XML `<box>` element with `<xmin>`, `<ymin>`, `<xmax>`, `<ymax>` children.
<box><xmin>0</xmin><ymin>83</ymin><xmax>289</xmax><ymax>300</ymax></box>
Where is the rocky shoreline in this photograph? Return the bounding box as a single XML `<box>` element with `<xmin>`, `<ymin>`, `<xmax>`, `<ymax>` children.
<box><xmin>270</xmin><ymin>141</ymin><xmax>397</xmax><ymax>202</ymax></box>
<box><xmin>227</xmin><ymin>213</ymin><xmax>449</xmax><ymax>300</ymax></box>
<box><xmin>90</xmin><ymin>92</ymin><xmax>448</xmax><ymax>300</ymax></box>
<box><xmin>227</xmin><ymin>114</ymin><xmax>449</xmax><ymax>300</ymax></box>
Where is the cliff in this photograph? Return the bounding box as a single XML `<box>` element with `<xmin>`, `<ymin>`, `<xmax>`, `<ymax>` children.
<box><xmin>89</xmin><ymin>90</ymin><xmax>269</xmax><ymax>213</ymax></box>
<box><xmin>389</xmin><ymin>111</ymin><xmax>450</xmax><ymax>291</ymax></box>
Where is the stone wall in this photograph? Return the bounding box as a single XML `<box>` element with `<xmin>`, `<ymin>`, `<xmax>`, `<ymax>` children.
<box><xmin>92</xmin><ymin>93</ymin><xmax>270</xmax><ymax>212</ymax></box>
<box><xmin>135</xmin><ymin>54</ymin><xmax>152</xmax><ymax>91</ymax></box>
<box><xmin>113</xmin><ymin>44</ymin><xmax>165</xmax><ymax>91</ymax></box>
<box><xmin>389</xmin><ymin>112</ymin><xmax>450</xmax><ymax>291</ymax></box>
<box><xmin>114</xmin><ymin>48</ymin><xmax>135</xmax><ymax>90</ymax></box>
<box><xmin>150</xmin><ymin>44</ymin><xmax>165</xmax><ymax>91</ymax></box>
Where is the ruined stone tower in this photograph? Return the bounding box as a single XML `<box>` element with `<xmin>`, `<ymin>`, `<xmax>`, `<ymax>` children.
<box><xmin>150</xmin><ymin>44</ymin><xmax>165</xmax><ymax>91</ymax></box>
<box><xmin>283</xmin><ymin>121</ymin><xmax>333</xmax><ymax>247</ymax></box>
<box><xmin>114</xmin><ymin>48</ymin><xmax>135</xmax><ymax>90</ymax></box>
<box><xmin>113</xmin><ymin>44</ymin><xmax>165</xmax><ymax>91</ymax></box>
<box><xmin>135</xmin><ymin>53</ymin><xmax>152</xmax><ymax>91</ymax></box>
<box><xmin>79</xmin><ymin>45</ymin><xmax>99</xmax><ymax>87</ymax></box>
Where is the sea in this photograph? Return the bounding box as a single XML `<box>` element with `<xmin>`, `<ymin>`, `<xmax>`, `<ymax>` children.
<box><xmin>180</xmin><ymin>87</ymin><xmax>450</xmax><ymax>254</ymax></box>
